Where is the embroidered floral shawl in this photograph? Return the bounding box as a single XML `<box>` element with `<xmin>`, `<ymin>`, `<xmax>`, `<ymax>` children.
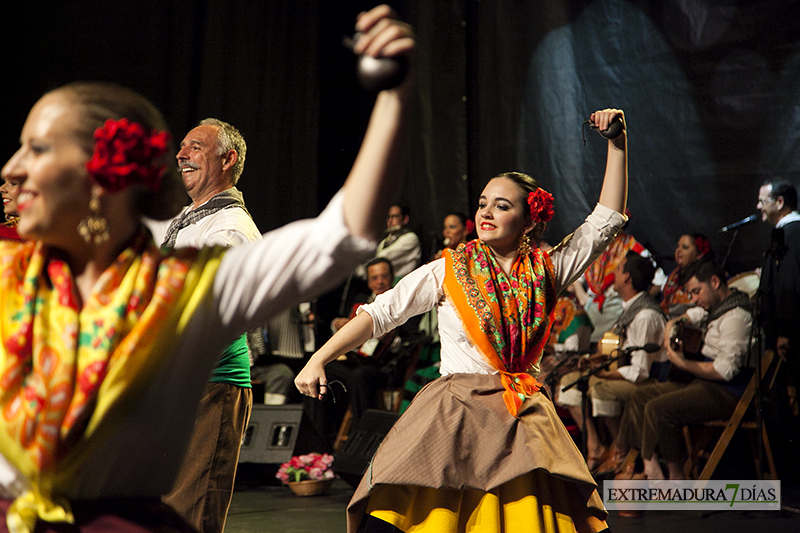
<box><xmin>443</xmin><ymin>241</ymin><xmax>556</xmax><ymax>416</ymax></box>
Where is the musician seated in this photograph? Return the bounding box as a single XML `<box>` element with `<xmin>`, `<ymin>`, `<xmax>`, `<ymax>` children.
<box><xmin>557</xmin><ymin>251</ymin><xmax>667</xmax><ymax>472</ymax></box>
<box><xmin>332</xmin><ymin>257</ymin><xmax>395</xmax><ymax>332</ymax></box>
<box><xmin>307</xmin><ymin>258</ymin><xmax>408</xmax><ymax>444</ymax></box>
<box><xmin>656</xmin><ymin>233</ymin><xmax>713</xmax><ymax>318</ymax></box>
<box><xmin>616</xmin><ymin>260</ymin><xmax>754</xmax><ymax>480</ymax></box>
<box><xmin>537</xmin><ymin>285</ymin><xmax>593</xmax><ymax>398</ymax></box>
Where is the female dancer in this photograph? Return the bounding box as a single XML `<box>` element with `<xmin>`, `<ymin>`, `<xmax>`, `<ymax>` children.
<box><xmin>659</xmin><ymin>233</ymin><xmax>711</xmax><ymax>317</ymax></box>
<box><xmin>0</xmin><ymin>6</ymin><xmax>413</xmax><ymax>531</ymax></box>
<box><xmin>0</xmin><ymin>176</ymin><xmax>22</xmax><ymax>240</ymax></box>
<box><xmin>296</xmin><ymin>109</ymin><xmax>628</xmax><ymax>533</ymax></box>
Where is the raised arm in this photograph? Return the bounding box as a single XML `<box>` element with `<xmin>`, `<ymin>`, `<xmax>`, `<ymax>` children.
<box><xmin>341</xmin><ymin>5</ymin><xmax>416</xmax><ymax>241</ymax></box>
<box><xmin>210</xmin><ymin>7</ymin><xmax>416</xmax><ymax>335</ymax></box>
<box><xmin>592</xmin><ymin>108</ymin><xmax>628</xmax><ymax>215</ymax></box>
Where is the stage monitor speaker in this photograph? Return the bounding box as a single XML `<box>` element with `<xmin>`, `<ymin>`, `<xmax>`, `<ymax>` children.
<box><xmin>239</xmin><ymin>404</ymin><xmax>330</xmax><ymax>465</ymax></box>
<box><xmin>334</xmin><ymin>409</ymin><xmax>399</xmax><ymax>487</ymax></box>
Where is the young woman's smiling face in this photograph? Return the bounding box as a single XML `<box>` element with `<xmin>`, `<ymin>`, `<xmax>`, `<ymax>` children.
<box><xmin>1</xmin><ymin>91</ymin><xmax>94</xmax><ymax>243</ymax></box>
<box><xmin>0</xmin><ymin>176</ymin><xmax>22</xmax><ymax>218</ymax></box>
<box><xmin>475</xmin><ymin>177</ymin><xmax>533</xmax><ymax>255</ymax></box>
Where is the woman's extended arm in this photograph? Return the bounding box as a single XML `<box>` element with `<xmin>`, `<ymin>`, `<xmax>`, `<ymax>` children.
<box><xmin>593</xmin><ymin>108</ymin><xmax>628</xmax><ymax>215</ymax></box>
<box><xmin>295</xmin><ymin>313</ymin><xmax>376</xmax><ymax>399</ymax></box>
<box><xmin>341</xmin><ymin>5</ymin><xmax>416</xmax><ymax>242</ymax></box>
<box><xmin>295</xmin><ymin>259</ymin><xmax>444</xmax><ymax>399</ymax></box>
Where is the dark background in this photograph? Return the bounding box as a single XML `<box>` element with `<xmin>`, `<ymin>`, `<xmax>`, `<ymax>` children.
<box><xmin>3</xmin><ymin>0</ymin><xmax>800</xmax><ymax>282</ymax></box>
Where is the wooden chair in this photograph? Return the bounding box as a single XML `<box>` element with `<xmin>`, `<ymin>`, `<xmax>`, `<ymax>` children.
<box><xmin>682</xmin><ymin>350</ymin><xmax>777</xmax><ymax>480</ymax></box>
<box><xmin>385</xmin><ymin>334</ymin><xmax>430</xmax><ymax>412</ymax></box>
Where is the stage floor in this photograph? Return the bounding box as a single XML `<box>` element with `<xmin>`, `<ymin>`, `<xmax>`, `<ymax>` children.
<box><xmin>226</xmin><ymin>478</ymin><xmax>800</xmax><ymax>533</ymax></box>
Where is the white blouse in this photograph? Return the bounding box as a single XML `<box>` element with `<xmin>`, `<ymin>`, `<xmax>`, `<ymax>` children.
<box><xmin>1</xmin><ymin>191</ymin><xmax>375</xmax><ymax>500</ymax></box>
<box><xmin>359</xmin><ymin>203</ymin><xmax>627</xmax><ymax>376</ymax></box>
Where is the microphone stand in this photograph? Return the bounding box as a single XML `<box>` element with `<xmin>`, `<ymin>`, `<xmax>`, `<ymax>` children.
<box><xmin>544</xmin><ymin>351</ymin><xmax>582</xmax><ymax>396</ymax></box>
<box><xmin>338</xmin><ymin>271</ymin><xmax>354</xmax><ymax>317</ymax></box>
<box><xmin>719</xmin><ymin>227</ymin><xmax>741</xmax><ymax>272</ymax></box>
<box><xmin>562</xmin><ymin>351</ymin><xmax>625</xmax><ymax>459</ymax></box>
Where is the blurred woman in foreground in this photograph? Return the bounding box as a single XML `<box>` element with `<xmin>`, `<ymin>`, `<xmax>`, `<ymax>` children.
<box><xmin>0</xmin><ymin>6</ymin><xmax>414</xmax><ymax>531</ymax></box>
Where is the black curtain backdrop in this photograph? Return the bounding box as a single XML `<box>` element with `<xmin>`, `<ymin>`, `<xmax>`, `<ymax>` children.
<box><xmin>3</xmin><ymin>0</ymin><xmax>800</xmax><ymax>281</ymax></box>
<box><xmin>2</xmin><ymin>0</ymin><xmax>322</xmax><ymax>232</ymax></box>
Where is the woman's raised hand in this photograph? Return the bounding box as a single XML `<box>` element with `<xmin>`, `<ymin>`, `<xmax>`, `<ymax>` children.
<box><xmin>352</xmin><ymin>5</ymin><xmax>416</xmax><ymax>92</ymax></box>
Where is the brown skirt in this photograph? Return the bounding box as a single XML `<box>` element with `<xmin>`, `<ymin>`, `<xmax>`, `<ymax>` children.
<box><xmin>347</xmin><ymin>373</ymin><xmax>607</xmax><ymax>533</ymax></box>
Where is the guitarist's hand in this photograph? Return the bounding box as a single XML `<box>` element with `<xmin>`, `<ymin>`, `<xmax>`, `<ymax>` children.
<box><xmin>578</xmin><ymin>354</ymin><xmax>594</xmax><ymax>370</ymax></box>
<box><xmin>665</xmin><ymin>341</ymin><xmax>687</xmax><ymax>369</ymax></box>
<box><xmin>664</xmin><ymin>316</ymin><xmax>682</xmax><ymax>347</ymax></box>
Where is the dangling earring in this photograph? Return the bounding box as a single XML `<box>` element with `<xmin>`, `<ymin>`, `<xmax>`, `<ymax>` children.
<box><xmin>78</xmin><ymin>191</ymin><xmax>109</xmax><ymax>244</ymax></box>
<box><xmin>518</xmin><ymin>234</ymin><xmax>531</xmax><ymax>256</ymax></box>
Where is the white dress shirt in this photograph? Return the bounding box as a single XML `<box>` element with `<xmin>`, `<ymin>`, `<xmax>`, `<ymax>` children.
<box><xmin>685</xmin><ymin>304</ymin><xmax>753</xmax><ymax>381</ymax></box>
<box><xmin>617</xmin><ymin>291</ymin><xmax>667</xmax><ymax>383</ymax></box>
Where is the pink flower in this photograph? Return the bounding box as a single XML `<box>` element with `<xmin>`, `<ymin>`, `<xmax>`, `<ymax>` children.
<box><xmin>274</xmin><ymin>453</ymin><xmax>335</xmax><ymax>484</ymax></box>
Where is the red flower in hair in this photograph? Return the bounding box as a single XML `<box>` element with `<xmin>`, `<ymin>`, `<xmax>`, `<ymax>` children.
<box><xmin>527</xmin><ymin>188</ymin><xmax>554</xmax><ymax>224</ymax></box>
<box><xmin>86</xmin><ymin>118</ymin><xmax>170</xmax><ymax>193</ymax></box>
<box><xmin>465</xmin><ymin>219</ymin><xmax>475</xmax><ymax>235</ymax></box>
<box><xmin>694</xmin><ymin>236</ymin><xmax>711</xmax><ymax>257</ymax></box>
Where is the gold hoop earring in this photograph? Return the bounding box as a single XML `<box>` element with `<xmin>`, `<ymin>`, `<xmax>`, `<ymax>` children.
<box><xmin>78</xmin><ymin>193</ymin><xmax>109</xmax><ymax>245</ymax></box>
<box><xmin>518</xmin><ymin>234</ymin><xmax>531</xmax><ymax>256</ymax></box>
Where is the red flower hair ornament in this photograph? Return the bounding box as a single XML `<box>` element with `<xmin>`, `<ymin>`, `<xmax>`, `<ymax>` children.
<box><xmin>465</xmin><ymin>219</ymin><xmax>475</xmax><ymax>235</ymax></box>
<box><xmin>694</xmin><ymin>236</ymin><xmax>712</xmax><ymax>257</ymax></box>
<box><xmin>527</xmin><ymin>188</ymin><xmax>554</xmax><ymax>224</ymax></box>
<box><xmin>86</xmin><ymin>118</ymin><xmax>171</xmax><ymax>193</ymax></box>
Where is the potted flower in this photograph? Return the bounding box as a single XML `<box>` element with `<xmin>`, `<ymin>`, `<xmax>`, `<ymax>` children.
<box><xmin>275</xmin><ymin>453</ymin><xmax>335</xmax><ymax>496</ymax></box>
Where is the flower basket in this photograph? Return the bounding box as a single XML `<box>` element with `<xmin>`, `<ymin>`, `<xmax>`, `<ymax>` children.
<box><xmin>276</xmin><ymin>453</ymin><xmax>335</xmax><ymax>496</ymax></box>
<box><xmin>287</xmin><ymin>478</ymin><xmax>333</xmax><ymax>496</ymax></box>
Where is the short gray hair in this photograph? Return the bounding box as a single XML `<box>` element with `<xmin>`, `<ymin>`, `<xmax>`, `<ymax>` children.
<box><xmin>198</xmin><ymin>118</ymin><xmax>247</xmax><ymax>184</ymax></box>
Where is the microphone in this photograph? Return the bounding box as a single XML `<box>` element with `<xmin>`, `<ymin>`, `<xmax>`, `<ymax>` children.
<box><xmin>719</xmin><ymin>214</ymin><xmax>757</xmax><ymax>233</ymax></box>
<box><xmin>621</xmin><ymin>343</ymin><xmax>662</xmax><ymax>355</ymax></box>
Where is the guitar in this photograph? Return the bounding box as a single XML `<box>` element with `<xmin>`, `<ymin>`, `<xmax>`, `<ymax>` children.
<box><xmin>667</xmin><ymin>319</ymin><xmax>705</xmax><ymax>383</ymax></box>
<box><xmin>669</xmin><ymin>319</ymin><xmax>704</xmax><ymax>360</ymax></box>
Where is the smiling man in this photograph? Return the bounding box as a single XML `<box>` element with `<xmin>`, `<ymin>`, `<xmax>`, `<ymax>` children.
<box><xmin>161</xmin><ymin>118</ymin><xmax>260</xmax><ymax>248</ymax></box>
<box><xmin>160</xmin><ymin>118</ymin><xmax>260</xmax><ymax>533</ymax></box>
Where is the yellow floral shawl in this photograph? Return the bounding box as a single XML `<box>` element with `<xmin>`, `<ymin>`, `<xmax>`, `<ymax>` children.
<box><xmin>0</xmin><ymin>230</ymin><xmax>224</xmax><ymax>532</ymax></box>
